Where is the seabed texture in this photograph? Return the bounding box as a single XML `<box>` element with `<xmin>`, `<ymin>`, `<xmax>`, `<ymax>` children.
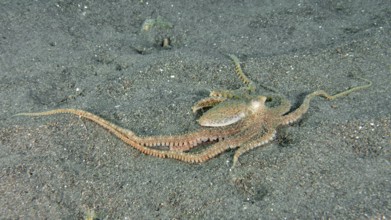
<box><xmin>0</xmin><ymin>1</ymin><xmax>390</xmax><ymax>219</ymax></box>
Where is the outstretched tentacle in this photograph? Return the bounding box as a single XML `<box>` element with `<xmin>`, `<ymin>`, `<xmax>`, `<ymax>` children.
<box><xmin>192</xmin><ymin>96</ymin><xmax>227</xmax><ymax>113</ymax></box>
<box><xmin>281</xmin><ymin>77</ymin><xmax>372</xmax><ymax>125</ymax></box>
<box><xmin>141</xmin><ymin>125</ymin><xmax>241</xmax><ymax>152</ymax></box>
<box><xmin>14</xmin><ymin>109</ymin><xmax>249</xmax><ymax>164</ymax></box>
<box><xmin>227</xmin><ymin>54</ymin><xmax>256</xmax><ymax>93</ymax></box>
<box><xmin>15</xmin><ymin>108</ymin><xmax>243</xmax><ymax>152</ymax></box>
<box><xmin>15</xmin><ymin>109</ymin><xmax>137</xmax><ymax>138</ymax></box>
<box><xmin>231</xmin><ymin>128</ymin><xmax>277</xmax><ymax>169</ymax></box>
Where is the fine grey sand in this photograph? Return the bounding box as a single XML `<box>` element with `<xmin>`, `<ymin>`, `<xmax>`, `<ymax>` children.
<box><xmin>1</xmin><ymin>1</ymin><xmax>390</xmax><ymax>219</ymax></box>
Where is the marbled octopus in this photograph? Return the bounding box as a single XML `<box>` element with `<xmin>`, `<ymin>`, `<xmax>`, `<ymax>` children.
<box><xmin>16</xmin><ymin>55</ymin><xmax>371</xmax><ymax>168</ymax></box>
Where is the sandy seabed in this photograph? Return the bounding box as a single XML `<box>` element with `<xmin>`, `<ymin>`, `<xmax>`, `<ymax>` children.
<box><xmin>0</xmin><ymin>1</ymin><xmax>390</xmax><ymax>219</ymax></box>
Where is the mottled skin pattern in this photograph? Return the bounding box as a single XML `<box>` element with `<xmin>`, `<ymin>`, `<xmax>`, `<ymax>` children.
<box><xmin>16</xmin><ymin>55</ymin><xmax>371</xmax><ymax>169</ymax></box>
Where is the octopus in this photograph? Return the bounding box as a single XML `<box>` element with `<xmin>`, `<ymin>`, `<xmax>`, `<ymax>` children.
<box><xmin>16</xmin><ymin>55</ymin><xmax>371</xmax><ymax>168</ymax></box>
